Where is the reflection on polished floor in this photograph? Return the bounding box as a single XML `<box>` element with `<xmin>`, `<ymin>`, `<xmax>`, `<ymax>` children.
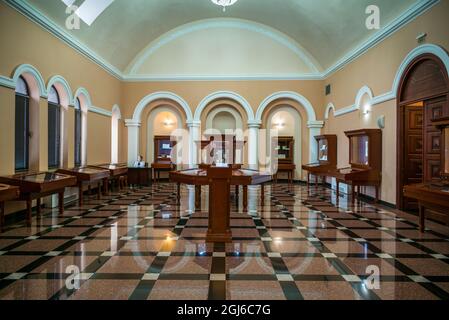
<box><xmin>0</xmin><ymin>183</ymin><xmax>449</xmax><ymax>300</ymax></box>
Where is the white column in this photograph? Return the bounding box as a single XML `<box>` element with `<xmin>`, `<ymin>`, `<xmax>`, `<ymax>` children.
<box><xmin>125</xmin><ymin>119</ymin><xmax>141</xmax><ymax>166</ymax></box>
<box><xmin>307</xmin><ymin>121</ymin><xmax>325</xmax><ymax>163</ymax></box>
<box><xmin>247</xmin><ymin>121</ymin><xmax>261</xmax><ymax>170</ymax></box>
<box><xmin>187</xmin><ymin>120</ymin><xmax>201</xmax><ymax>167</ymax></box>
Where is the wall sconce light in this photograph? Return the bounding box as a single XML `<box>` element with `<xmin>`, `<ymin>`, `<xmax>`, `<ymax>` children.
<box><xmin>163</xmin><ymin>119</ymin><xmax>174</xmax><ymax>127</ymax></box>
<box><xmin>274</xmin><ymin>121</ymin><xmax>285</xmax><ymax>129</ymax></box>
<box><xmin>362</xmin><ymin>104</ymin><xmax>371</xmax><ymax>116</ymax></box>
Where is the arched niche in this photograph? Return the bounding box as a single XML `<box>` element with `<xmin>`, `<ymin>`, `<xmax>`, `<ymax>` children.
<box><xmin>260</xmin><ymin>99</ymin><xmax>310</xmax><ymax>180</ymax></box>
<box><xmin>138</xmin><ymin>99</ymin><xmax>187</xmax><ymax>165</ymax></box>
<box><xmin>200</xmin><ymin>99</ymin><xmax>248</xmax><ymax>165</ymax></box>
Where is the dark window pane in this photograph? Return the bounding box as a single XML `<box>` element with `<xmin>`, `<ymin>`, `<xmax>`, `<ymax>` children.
<box><xmin>15</xmin><ymin>94</ymin><xmax>29</xmax><ymax>171</ymax></box>
<box><xmin>74</xmin><ymin>107</ymin><xmax>82</xmax><ymax>166</ymax></box>
<box><xmin>48</xmin><ymin>102</ymin><xmax>61</xmax><ymax>168</ymax></box>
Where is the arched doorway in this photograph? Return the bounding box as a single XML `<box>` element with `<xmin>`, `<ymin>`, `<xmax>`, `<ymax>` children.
<box><xmin>397</xmin><ymin>53</ymin><xmax>449</xmax><ymax>210</ymax></box>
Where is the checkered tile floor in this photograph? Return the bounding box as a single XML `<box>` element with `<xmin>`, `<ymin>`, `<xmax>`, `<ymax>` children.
<box><xmin>1</xmin><ymin>183</ymin><xmax>449</xmax><ymax>300</ymax></box>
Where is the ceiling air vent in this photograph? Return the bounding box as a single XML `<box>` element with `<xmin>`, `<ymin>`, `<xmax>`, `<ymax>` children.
<box><xmin>325</xmin><ymin>84</ymin><xmax>331</xmax><ymax>96</ymax></box>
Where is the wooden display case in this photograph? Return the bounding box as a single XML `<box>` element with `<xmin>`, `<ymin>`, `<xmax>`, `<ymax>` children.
<box><xmin>200</xmin><ymin>134</ymin><xmax>245</xmax><ymax>165</ymax></box>
<box><xmin>273</xmin><ymin>136</ymin><xmax>296</xmax><ymax>184</ymax></box>
<box><xmin>302</xmin><ymin>135</ymin><xmax>337</xmax><ymax>186</ymax></box>
<box><xmin>329</xmin><ymin>129</ymin><xmax>382</xmax><ymax>202</ymax></box>
<box><xmin>152</xmin><ymin>136</ymin><xmax>177</xmax><ymax>183</ymax></box>
<box><xmin>404</xmin><ymin>117</ymin><xmax>449</xmax><ymax>232</ymax></box>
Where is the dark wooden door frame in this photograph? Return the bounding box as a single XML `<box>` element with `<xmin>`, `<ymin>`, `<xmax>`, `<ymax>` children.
<box><xmin>396</xmin><ymin>53</ymin><xmax>449</xmax><ymax>210</ymax></box>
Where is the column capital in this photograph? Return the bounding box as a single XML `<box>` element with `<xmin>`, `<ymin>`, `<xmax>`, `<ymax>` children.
<box><xmin>125</xmin><ymin>119</ymin><xmax>141</xmax><ymax>127</ymax></box>
<box><xmin>247</xmin><ymin>120</ymin><xmax>262</xmax><ymax>128</ymax></box>
<box><xmin>187</xmin><ymin>120</ymin><xmax>201</xmax><ymax>128</ymax></box>
<box><xmin>307</xmin><ymin>120</ymin><xmax>324</xmax><ymax>129</ymax></box>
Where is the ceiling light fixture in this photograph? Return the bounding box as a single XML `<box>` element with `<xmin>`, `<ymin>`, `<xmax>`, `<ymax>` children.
<box><xmin>211</xmin><ymin>0</ymin><xmax>239</xmax><ymax>12</ymax></box>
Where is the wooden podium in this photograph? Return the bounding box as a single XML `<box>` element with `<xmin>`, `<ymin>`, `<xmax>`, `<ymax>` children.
<box><xmin>206</xmin><ymin>166</ymin><xmax>233</xmax><ymax>243</ymax></box>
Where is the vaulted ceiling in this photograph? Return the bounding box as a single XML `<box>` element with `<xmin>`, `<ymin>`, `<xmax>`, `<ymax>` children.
<box><xmin>15</xmin><ymin>0</ymin><xmax>428</xmax><ymax>77</ymax></box>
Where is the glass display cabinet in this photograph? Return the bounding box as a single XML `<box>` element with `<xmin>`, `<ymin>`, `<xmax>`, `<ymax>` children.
<box><xmin>200</xmin><ymin>134</ymin><xmax>245</xmax><ymax>166</ymax></box>
<box><xmin>274</xmin><ymin>137</ymin><xmax>296</xmax><ymax>185</ymax></box>
<box><xmin>302</xmin><ymin>135</ymin><xmax>337</xmax><ymax>186</ymax></box>
<box><xmin>152</xmin><ymin>135</ymin><xmax>177</xmax><ymax>183</ymax></box>
<box><xmin>329</xmin><ymin>129</ymin><xmax>382</xmax><ymax>203</ymax></box>
<box><xmin>404</xmin><ymin>117</ymin><xmax>449</xmax><ymax>232</ymax></box>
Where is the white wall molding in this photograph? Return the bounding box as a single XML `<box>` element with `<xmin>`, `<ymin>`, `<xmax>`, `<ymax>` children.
<box><xmin>125</xmin><ymin>119</ymin><xmax>142</xmax><ymax>127</ymax></box>
<box><xmin>324</xmin><ymin>103</ymin><xmax>336</xmax><ymax>120</ymax></box>
<box><xmin>46</xmin><ymin>75</ymin><xmax>73</xmax><ymax>106</ymax></box>
<box><xmin>0</xmin><ymin>75</ymin><xmax>15</xmax><ymax>89</ymax></box>
<box><xmin>329</xmin><ymin>44</ymin><xmax>449</xmax><ymax>118</ymax></box>
<box><xmin>123</xmin><ymin>73</ymin><xmax>324</xmax><ymax>82</ymax></box>
<box><xmin>194</xmin><ymin>91</ymin><xmax>255</xmax><ymax>122</ymax></box>
<box><xmin>89</xmin><ymin>105</ymin><xmax>112</xmax><ymax>117</ymax></box>
<box><xmin>132</xmin><ymin>91</ymin><xmax>193</xmax><ymax>123</ymax></box>
<box><xmin>256</xmin><ymin>91</ymin><xmax>317</xmax><ymax>122</ymax></box>
<box><xmin>12</xmin><ymin>64</ymin><xmax>47</xmax><ymax>98</ymax></box>
<box><xmin>73</xmin><ymin>87</ymin><xmax>92</xmax><ymax>112</ymax></box>
<box><xmin>112</xmin><ymin>104</ymin><xmax>122</xmax><ymax>120</ymax></box>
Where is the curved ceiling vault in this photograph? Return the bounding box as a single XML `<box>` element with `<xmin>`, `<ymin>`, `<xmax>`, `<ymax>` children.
<box><xmin>19</xmin><ymin>0</ymin><xmax>425</xmax><ymax>78</ymax></box>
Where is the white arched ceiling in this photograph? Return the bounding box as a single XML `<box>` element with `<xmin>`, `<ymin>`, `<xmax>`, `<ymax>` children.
<box><xmin>127</xmin><ymin>19</ymin><xmax>321</xmax><ymax>77</ymax></box>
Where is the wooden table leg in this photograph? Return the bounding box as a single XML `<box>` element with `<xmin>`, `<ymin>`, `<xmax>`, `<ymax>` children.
<box><xmin>351</xmin><ymin>184</ymin><xmax>356</xmax><ymax>203</ymax></box>
<box><xmin>97</xmin><ymin>182</ymin><xmax>102</xmax><ymax>200</ymax></box>
<box><xmin>58</xmin><ymin>191</ymin><xmax>64</xmax><ymax>216</ymax></box>
<box><xmin>243</xmin><ymin>185</ymin><xmax>248</xmax><ymax>212</ymax></box>
<box><xmin>419</xmin><ymin>204</ymin><xmax>425</xmax><ymax>233</ymax></box>
<box><xmin>103</xmin><ymin>178</ymin><xmax>109</xmax><ymax>195</ymax></box>
<box><xmin>177</xmin><ymin>183</ymin><xmax>181</xmax><ymax>204</ymax></box>
<box><xmin>375</xmin><ymin>186</ymin><xmax>379</xmax><ymax>203</ymax></box>
<box><xmin>195</xmin><ymin>185</ymin><xmax>201</xmax><ymax>211</ymax></box>
<box><xmin>235</xmin><ymin>185</ymin><xmax>239</xmax><ymax>205</ymax></box>
<box><xmin>78</xmin><ymin>182</ymin><xmax>83</xmax><ymax>207</ymax></box>
<box><xmin>0</xmin><ymin>201</ymin><xmax>5</xmax><ymax>231</ymax></box>
<box><xmin>88</xmin><ymin>184</ymin><xmax>92</xmax><ymax>195</ymax></box>
<box><xmin>36</xmin><ymin>198</ymin><xmax>41</xmax><ymax>217</ymax></box>
<box><xmin>26</xmin><ymin>197</ymin><xmax>32</xmax><ymax>226</ymax></box>
<box><xmin>336</xmin><ymin>181</ymin><xmax>340</xmax><ymax>200</ymax></box>
<box><xmin>307</xmin><ymin>173</ymin><xmax>310</xmax><ymax>186</ymax></box>
<box><xmin>261</xmin><ymin>184</ymin><xmax>265</xmax><ymax>205</ymax></box>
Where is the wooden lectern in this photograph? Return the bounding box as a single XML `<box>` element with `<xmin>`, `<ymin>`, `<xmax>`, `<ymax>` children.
<box><xmin>206</xmin><ymin>166</ymin><xmax>233</xmax><ymax>243</ymax></box>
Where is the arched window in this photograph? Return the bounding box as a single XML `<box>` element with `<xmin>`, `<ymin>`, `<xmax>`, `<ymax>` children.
<box><xmin>48</xmin><ymin>86</ymin><xmax>61</xmax><ymax>168</ymax></box>
<box><xmin>111</xmin><ymin>106</ymin><xmax>121</xmax><ymax>164</ymax></box>
<box><xmin>15</xmin><ymin>76</ymin><xmax>30</xmax><ymax>171</ymax></box>
<box><xmin>74</xmin><ymin>98</ymin><xmax>82</xmax><ymax>167</ymax></box>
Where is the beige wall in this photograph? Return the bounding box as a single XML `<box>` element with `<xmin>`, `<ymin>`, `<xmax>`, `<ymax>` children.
<box><xmin>323</xmin><ymin>0</ymin><xmax>449</xmax><ymax>205</ymax></box>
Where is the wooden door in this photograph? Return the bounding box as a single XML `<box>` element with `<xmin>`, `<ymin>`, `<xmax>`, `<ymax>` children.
<box><xmin>424</xmin><ymin>97</ymin><xmax>447</xmax><ymax>183</ymax></box>
<box><xmin>403</xmin><ymin>106</ymin><xmax>424</xmax><ymax>211</ymax></box>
